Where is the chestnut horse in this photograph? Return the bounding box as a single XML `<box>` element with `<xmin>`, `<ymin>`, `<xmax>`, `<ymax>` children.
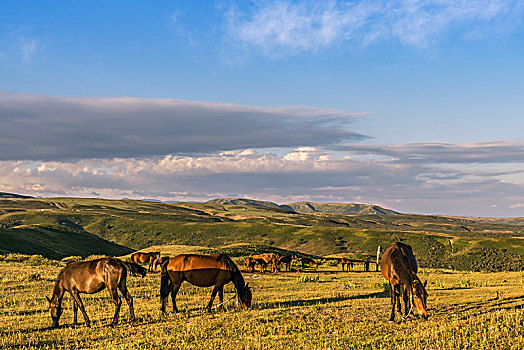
<box><xmin>160</xmin><ymin>254</ymin><xmax>252</xmax><ymax>313</ymax></box>
<box><xmin>380</xmin><ymin>242</ymin><xmax>428</xmax><ymax>322</ymax></box>
<box><xmin>47</xmin><ymin>258</ymin><xmax>146</xmax><ymax>328</ymax></box>
<box><xmin>249</xmin><ymin>253</ymin><xmax>279</xmax><ymax>272</ymax></box>
<box><xmin>131</xmin><ymin>251</ymin><xmax>160</xmax><ymax>272</ymax></box>
<box><xmin>246</xmin><ymin>256</ymin><xmax>268</xmax><ymax>272</ymax></box>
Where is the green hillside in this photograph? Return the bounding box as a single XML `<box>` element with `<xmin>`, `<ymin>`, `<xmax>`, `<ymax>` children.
<box><xmin>0</xmin><ymin>195</ymin><xmax>523</xmax><ymax>270</ymax></box>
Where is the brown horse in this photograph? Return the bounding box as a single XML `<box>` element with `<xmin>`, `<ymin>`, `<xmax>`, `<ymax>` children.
<box><xmin>278</xmin><ymin>254</ymin><xmax>297</xmax><ymax>272</ymax></box>
<box><xmin>300</xmin><ymin>257</ymin><xmax>318</xmax><ymax>270</ymax></box>
<box><xmin>380</xmin><ymin>242</ymin><xmax>428</xmax><ymax>322</ymax></box>
<box><xmin>340</xmin><ymin>257</ymin><xmax>353</xmax><ymax>271</ymax></box>
<box><xmin>131</xmin><ymin>251</ymin><xmax>160</xmax><ymax>272</ymax></box>
<box><xmin>249</xmin><ymin>253</ymin><xmax>279</xmax><ymax>272</ymax></box>
<box><xmin>153</xmin><ymin>256</ymin><xmax>170</xmax><ymax>271</ymax></box>
<box><xmin>47</xmin><ymin>258</ymin><xmax>146</xmax><ymax>328</ymax></box>
<box><xmin>160</xmin><ymin>254</ymin><xmax>252</xmax><ymax>313</ymax></box>
<box><xmin>246</xmin><ymin>256</ymin><xmax>268</xmax><ymax>272</ymax></box>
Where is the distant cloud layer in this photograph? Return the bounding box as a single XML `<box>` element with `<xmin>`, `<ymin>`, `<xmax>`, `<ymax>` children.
<box><xmin>225</xmin><ymin>0</ymin><xmax>524</xmax><ymax>55</ymax></box>
<box><xmin>0</xmin><ymin>91</ymin><xmax>365</xmax><ymax>161</ymax></box>
<box><xmin>0</xmin><ymin>140</ymin><xmax>522</xmax><ymax>216</ymax></box>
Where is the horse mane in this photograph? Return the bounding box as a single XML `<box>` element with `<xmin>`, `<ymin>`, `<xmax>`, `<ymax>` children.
<box><xmin>218</xmin><ymin>254</ymin><xmax>246</xmax><ymax>291</ymax></box>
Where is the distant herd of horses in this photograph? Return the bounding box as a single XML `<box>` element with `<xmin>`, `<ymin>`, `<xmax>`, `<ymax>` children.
<box><xmin>46</xmin><ymin>242</ymin><xmax>428</xmax><ymax>328</ymax></box>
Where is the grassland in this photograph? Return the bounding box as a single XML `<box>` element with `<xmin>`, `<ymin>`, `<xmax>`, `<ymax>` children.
<box><xmin>1</xmin><ymin>254</ymin><xmax>524</xmax><ymax>349</ymax></box>
<box><xmin>1</xmin><ymin>196</ymin><xmax>523</xmax><ymax>271</ymax></box>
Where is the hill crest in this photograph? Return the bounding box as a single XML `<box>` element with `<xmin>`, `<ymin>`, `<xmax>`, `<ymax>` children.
<box><xmin>206</xmin><ymin>197</ymin><xmax>398</xmax><ymax>215</ymax></box>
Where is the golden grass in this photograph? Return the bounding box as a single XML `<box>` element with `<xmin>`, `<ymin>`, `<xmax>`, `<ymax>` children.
<box><xmin>1</xmin><ymin>261</ymin><xmax>524</xmax><ymax>349</ymax></box>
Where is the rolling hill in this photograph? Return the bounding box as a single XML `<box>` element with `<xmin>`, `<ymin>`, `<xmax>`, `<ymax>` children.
<box><xmin>0</xmin><ymin>194</ymin><xmax>523</xmax><ymax>270</ymax></box>
<box><xmin>206</xmin><ymin>197</ymin><xmax>398</xmax><ymax>215</ymax></box>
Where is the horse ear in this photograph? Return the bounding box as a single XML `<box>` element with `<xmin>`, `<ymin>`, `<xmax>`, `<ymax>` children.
<box><xmin>423</xmin><ymin>280</ymin><xmax>427</xmax><ymax>288</ymax></box>
<box><xmin>46</xmin><ymin>296</ymin><xmax>51</xmax><ymax>303</ymax></box>
<box><xmin>245</xmin><ymin>283</ymin><xmax>250</xmax><ymax>289</ymax></box>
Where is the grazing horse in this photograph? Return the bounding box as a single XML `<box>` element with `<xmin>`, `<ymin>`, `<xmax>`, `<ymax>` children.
<box><xmin>300</xmin><ymin>257</ymin><xmax>318</xmax><ymax>270</ymax></box>
<box><xmin>47</xmin><ymin>258</ymin><xmax>146</xmax><ymax>328</ymax></box>
<box><xmin>249</xmin><ymin>253</ymin><xmax>279</xmax><ymax>273</ymax></box>
<box><xmin>245</xmin><ymin>256</ymin><xmax>261</xmax><ymax>273</ymax></box>
<box><xmin>160</xmin><ymin>254</ymin><xmax>252</xmax><ymax>313</ymax></box>
<box><xmin>277</xmin><ymin>254</ymin><xmax>297</xmax><ymax>272</ymax></box>
<box><xmin>381</xmin><ymin>242</ymin><xmax>428</xmax><ymax>322</ymax></box>
<box><xmin>340</xmin><ymin>257</ymin><xmax>353</xmax><ymax>271</ymax></box>
<box><xmin>131</xmin><ymin>251</ymin><xmax>160</xmax><ymax>272</ymax></box>
<box><xmin>153</xmin><ymin>256</ymin><xmax>170</xmax><ymax>271</ymax></box>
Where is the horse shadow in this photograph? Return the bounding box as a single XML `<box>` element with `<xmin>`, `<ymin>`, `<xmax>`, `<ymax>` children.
<box><xmin>259</xmin><ymin>291</ymin><xmax>388</xmax><ymax>310</ymax></box>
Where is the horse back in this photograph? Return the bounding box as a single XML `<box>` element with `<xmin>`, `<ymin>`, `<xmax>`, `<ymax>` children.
<box><xmin>381</xmin><ymin>242</ymin><xmax>418</xmax><ymax>283</ymax></box>
<box><xmin>59</xmin><ymin>258</ymin><xmax>115</xmax><ymax>293</ymax></box>
<box><xmin>166</xmin><ymin>254</ymin><xmax>231</xmax><ymax>272</ymax></box>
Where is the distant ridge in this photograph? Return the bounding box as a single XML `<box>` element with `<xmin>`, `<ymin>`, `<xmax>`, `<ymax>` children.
<box><xmin>205</xmin><ymin>198</ymin><xmax>288</xmax><ymax>211</ymax></box>
<box><xmin>0</xmin><ymin>192</ymin><xmax>33</xmax><ymax>199</ymax></box>
<box><xmin>206</xmin><ymin>197</ymin><xmax>398</xmax><ymax>215</ymax></box>
<box><xmin>284</xmin><ymin>202</ymin><xmax>399</xmax><ymax>215</ymax></box>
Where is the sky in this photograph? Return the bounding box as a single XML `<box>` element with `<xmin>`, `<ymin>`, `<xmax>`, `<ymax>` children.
<box><xmin>1</xmin><ymin>0</ymin><xmax>523</xmax><ymax>217</ymax></box>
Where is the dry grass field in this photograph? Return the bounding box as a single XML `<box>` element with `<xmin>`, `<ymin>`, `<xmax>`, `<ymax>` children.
<box><xmin>1</xmin><ymin>256</ymin><xmax>524</xmax><ymax>349</ymax></box>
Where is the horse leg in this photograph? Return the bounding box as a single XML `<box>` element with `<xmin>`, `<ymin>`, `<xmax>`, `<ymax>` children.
<box><xmin>388</xmin><ymin>282</ymin><xmax>396</xmax><ymax>322</ymax></box>
<box><xmin>118</xmin><ymin>277</ymin><xmax>135</xmax><ymax>323</ymax></box>
<box><xmin>403</xmin><ymin>286</ymin><xmax>410</xmax><ymax>317</ymax></box>
<box><xmin>73</xmin><ymin>299</ymin><xmax>78</xmax><ymax>325</ymax></box>
<box><xmin>217</xmin><ymin>286</ymin><xmax>224</xmax><ymax>311</ymax></box>
<box><xmin>396</xmin><ymin>285</ymin><xmax>402</xmax><ymax>314</ymax></box>
<box><xmin>107</xmin><ymin>285</ymin><xmax>122</xmax><ymax>327</ymax></box>
<box><xmin>206</xmin><ymin>285</ymin><xmax>220</xmax><ymax>312</ymax></box>
<box><xmin>170</xmin><ymin>283</ymin><xmax>181</xmax><ymax>313</ymax></box>
<box><xmin>70</xmin><ymin>290</ymin><xmax>90</xmax><ymax>327</ymax></box>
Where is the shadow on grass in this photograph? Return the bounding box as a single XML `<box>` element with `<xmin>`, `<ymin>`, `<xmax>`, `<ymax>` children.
<box><xmin>258</xmin><ymin>290</ymin><xmax>389</xmax><ymax>310</ymax></box>
<box><xmin>432</xmin><ymin>294</ymin><xmax>524</xmax><ymax>319</ymax></box>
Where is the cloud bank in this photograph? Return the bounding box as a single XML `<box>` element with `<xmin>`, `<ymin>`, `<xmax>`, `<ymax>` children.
<box><xmin>0</xmin><ymin>141</ymin><xmax>522</xmax><ymax>216</ymax></box>
<box><xmin>225</xmin><ymin>0</ymin><xmax>524</xmax><ymax>56</ymax></box>
<box><xmin>0</xmin><ymin>91</ymin><xmax>365</xmax><ymax>161</ymax></box>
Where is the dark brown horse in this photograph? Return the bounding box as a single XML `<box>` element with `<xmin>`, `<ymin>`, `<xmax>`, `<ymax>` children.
<box><xmin>340</xmin><ymin>257</ymin><xmax>353</xmax><ymax>271</ymax></box>
<box><xmin>153</xmin><ymin>256</ymin><xmax>170</xmax><ymax>271</ymax></box>
<box><xmin>278</xmin><ymin>254</ymin><xmax>297</xmax><ymax>272</ymax></box>
<box><xmin>160</xmin><ymin>254</ymin><xmax>252</xmax><ymax>313</ymax></box>
<box><xmin>246</xmin><ymin>256</ymin><xmax>268</xmax><ymax>272</ymax></box>
<box><xmin>131</xmin><ymin>251</ymin><xmax>160</xmax><ymax>272</ymax></box>
<box><xmin>300</xmin><ymin>257</ymin><xmax>318</xmax><ymax>270</ymax></box>
<box><xmin>380</xmin><ymin>242</ymin><xmax>428</xmax><ymax>322</ymax></box>
<box><xmin>47</xmin><ymin>258</ymin><xmax>146</xmax><ymax>328</ymax></box>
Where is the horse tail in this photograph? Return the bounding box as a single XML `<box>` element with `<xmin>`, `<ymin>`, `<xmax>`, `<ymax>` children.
<box><xmin>123</xmin><ymin>261</ymin><xmax>147</xmax><ymax>278</ymax></box>
<box><xmin>160</xmin><ymin>260</ymin><xmax>172</xmax><ymax>300</ymax></box>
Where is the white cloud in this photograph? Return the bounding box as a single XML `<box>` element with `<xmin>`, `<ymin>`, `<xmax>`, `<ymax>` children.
<box><xmin>225</xmin><ymin>0</ymin><xmax>524</xmax><ymax>56</ymax></box>
<box><xmin>21</xmin><ymin>38</ymin><xmax>38</xmax><ymax>62</ymax></box>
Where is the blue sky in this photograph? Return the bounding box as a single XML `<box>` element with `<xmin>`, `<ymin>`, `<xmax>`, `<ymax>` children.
<box><xmin>1</xmin><ymin>1</ymin><xmax>523</xmax><ymax>216</ymax></box>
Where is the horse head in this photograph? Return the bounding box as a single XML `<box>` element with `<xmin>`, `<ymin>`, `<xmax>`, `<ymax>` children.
<box><xmin>46</xmin><ymin>296</ymin><xmax>63</xmax><ymax>328</ymax></box>
<box><xmin>239</xmin><ymin>283</ymin><xmax>252</xmax><ymax>309</ymax></box>
<box><xmin>411</xmin><ymin>278</ymin><xmax>428</xmax><ymax>320</ymax></box>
